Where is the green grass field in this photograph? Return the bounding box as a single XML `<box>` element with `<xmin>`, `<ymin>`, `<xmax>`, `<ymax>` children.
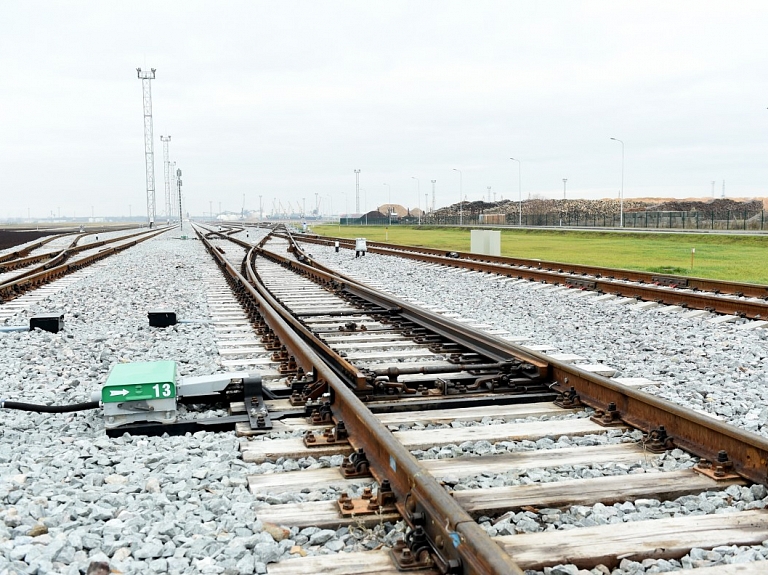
<box><xmin>310</xmin><ymin>225</ymin><xmax>768</xmax><ymax>284</ymax></box>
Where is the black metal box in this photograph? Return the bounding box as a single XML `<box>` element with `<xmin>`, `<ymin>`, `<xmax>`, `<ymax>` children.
<box><xmin>148</xmin><ymin>309</ymin><xmax>177</xmax><ymax>328</ymax></box>
<box><xmin>29</xmin><ymin>313</ymin><xmax>64</xmax><ymax>334</ymax></box>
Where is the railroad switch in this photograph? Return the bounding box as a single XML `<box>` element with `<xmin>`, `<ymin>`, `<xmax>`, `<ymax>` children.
<box><xmin>338</xmin><ymin>480</ymin><xmax>396</xmax><ymax>517</ymax></box>
<box><xmin>695</xmin><ymin>450</ymin><xmax>741</xmax><ymax>481</ymax></box>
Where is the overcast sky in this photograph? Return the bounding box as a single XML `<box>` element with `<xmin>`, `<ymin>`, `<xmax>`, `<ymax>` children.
<box><xmin>2</xmin><ymin>1</ymin><xmax>768</xmax><ymax>219</ymax></box>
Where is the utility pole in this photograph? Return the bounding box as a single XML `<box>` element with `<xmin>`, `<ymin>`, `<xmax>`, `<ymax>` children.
<box><xmin>711</xmin><ymin>180</ymin><xmax>715</xmax><ymax>198</ymax></box>
<box><xmin>176</xmin><ymin>168</ymin><xmax>183</xmax><ymax>230</ymax></box>
<box><xmin>170</xmin><ymin>161</ymin><xmax>177</xmax><ymax>220</ymax></box>
<box><xmin>722</xmin><ymin>180</ymin><xmax>725</xmax><ymax>198</ymax></box>
<box><xmin>563</xmin><ymin>178</ymin><xmax>567</xmax><ymax>200</ymax></box>
<box><xmin>354</xmin><ymin>169</ymin><xmax>361</xmax><ymax>213</ymax></box>
<box><xmin>136</xmin><ymin>67</ymin><xmax>157</xmax><ymax>227</ymax></box>
<box><xmin>431</xmin><ymin>180</ymin><xmax>436</xmax><ymax>212</ymax></box>
<box><xmin>487</xmin><ymin>186</ymin><xmax>491</xmax><ymax>203</ymax></box>
<box><xmin>160</xmin><ymin>135</ymin><xmax>171</xmax><ymax>223</ymax></box>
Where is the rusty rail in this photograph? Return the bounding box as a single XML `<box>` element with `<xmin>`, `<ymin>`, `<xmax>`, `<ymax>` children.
<box><xmin>275</xmin><ymin>226</ymin><xmax>768</xmax><ymax>485</ymax></box>
<box><xmin>194</xmin><ymin>224</ymin><xmax>524</xmax><ymax>575</ymax></box>
<box><xmin>294</xmin><ymin>234</ymin><xmax>768</xmax><ymax>299</ymax></box>
<box><xmin>0</xmin><ymin>228</ymin><xmax>170</xmax><ymax>302</ymax></box>
<box><xmin>289</xmin><ymin>234</ymin><xmax>768</xmax><ymax>319</ymax></box>
<box><xmin>0</xmin><ymin>233</ymin><xmax>74</xmax><ymax>265</ymax></box>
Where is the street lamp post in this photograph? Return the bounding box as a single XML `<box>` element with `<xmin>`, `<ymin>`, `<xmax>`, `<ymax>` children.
<box><xmin>411</xmin><ymin>177</ymin><xmax>420</xmax><ymax>225</ymax></box>
<box><xmin>510</xmin><ymin>158</ymin><xmax>522</xmax><ymax>226</ymax></box>
<box><xmin>452</xmin><ymin>169</ymin><xmax>462</xmax><ymax>226</ymax></box>
<box><xmin>383</xmin><ymin>183</ymin><xmax>392</xmax><ymax>225</ymax></box>
<box><xmin>430</xmin><ymin>180</ymin><xmax>436</xmax><ymax>212</ymax></box>
<box><xmin>610</xmin><ymin>137</ymin><xmax>625</xmax><ymax>228</ymax></box>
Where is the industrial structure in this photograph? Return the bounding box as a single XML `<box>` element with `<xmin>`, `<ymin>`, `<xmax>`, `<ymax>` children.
<box><xmin>137</xmin><ymin>68</ymin><xmax>157</xmax><ymax>227</ymax></box>
<box><xmin>160</xmin><ymin>135</ymin><xmax>171</xmax><ymax>221</ymax></box>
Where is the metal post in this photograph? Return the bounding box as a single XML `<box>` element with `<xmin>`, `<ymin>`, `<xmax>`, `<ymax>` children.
<box><xmin>137</xmin><ymin>68</ymin><xmax>157</xmax><ymax>227</ymax></box>
<box><xmin>452</xmin><ymin>169</ymin><xmax>462</xmax><ymax>225</ymax></box>
<box><xmin>160</xmin><ymin>136</ymin><xmax>171</xmax><ymax>223</ymax></box>
<box><xmin>412</xmin><ymin>177</ymin><xmax>420</xmax><ymax>225</ymax></box>
<box><xmin>384</xmin><ymin>183</ymin><xmax>391</xmax><ymax>225</ymax></box>
<box><xmin>176</xmin><ymin>168</ymin><xmax>183</xmax><ymax>230</ymax></box>
<box><xmin>510</xmin><ymin>158</ymin><xmax>521</xmax><ymax>226</ymax></box>
<box><xmin>610</xmin><ymin>138</ymin><xmax>624</xmax><ymax>227</ymax></box>
<box><xmin>431</xmin><ymin>179</ymin><xmax>436</xmax><ymax>213</ymax></box>
<box><xmin>354</xmin><ymin>169</ymin><xmax>361</xmax><ymax>214</ymax></box>
<box><xmin>170</xmin><ymin>160</ymin><xmax>177</xmax><ymax>220</ymax></box>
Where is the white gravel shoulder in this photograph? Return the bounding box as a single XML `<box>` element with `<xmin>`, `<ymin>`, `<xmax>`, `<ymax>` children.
<box><xmin>0</xmin><ymin>231</ymin><xmax>277</xmax><ymax>574</ymax></box>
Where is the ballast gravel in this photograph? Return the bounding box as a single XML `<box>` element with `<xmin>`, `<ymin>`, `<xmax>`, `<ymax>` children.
<box><xmin>302</xmin><ymin>241</ymin><xmax>768</xmax><ymax>437</ymax></box>
<box><xmin>1</xmin><ymin>228</ymin><xmax>767</xmax><ymax>574</ymax></box>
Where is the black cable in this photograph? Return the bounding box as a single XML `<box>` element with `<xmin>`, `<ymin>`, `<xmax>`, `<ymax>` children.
<box><xmin>0</xmin><ymin>400</ymin><xmax>100</xmax><ymax>413</ymax></box>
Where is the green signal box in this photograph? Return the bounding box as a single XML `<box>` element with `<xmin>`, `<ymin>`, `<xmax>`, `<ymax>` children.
<box><xmin>102</xmin><ymin>361</ymin><xmax>178</xmax><ymax>428</ymax></box>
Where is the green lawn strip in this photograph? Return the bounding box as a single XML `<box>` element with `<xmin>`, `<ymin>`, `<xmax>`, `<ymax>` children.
<box><xmin>309</xmin><ymin>225</ymin><xmax>768</xmax><ymax>284</ymax></box>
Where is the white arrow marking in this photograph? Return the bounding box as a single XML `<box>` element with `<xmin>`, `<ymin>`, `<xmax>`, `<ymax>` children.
<box><xmin>109</xmin><ymin>389</ymin><xmax>130</xmax><ymax>397</ymax></box>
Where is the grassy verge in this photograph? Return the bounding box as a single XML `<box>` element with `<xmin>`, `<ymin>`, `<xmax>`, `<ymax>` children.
<box><xmin>309</xmin><ymin>225</ymin><xmax>768</xmax><ymax>284</ymax></box>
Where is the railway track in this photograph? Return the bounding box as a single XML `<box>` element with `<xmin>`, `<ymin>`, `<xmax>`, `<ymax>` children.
<box><xmin>289</xmin><ymin>234</ymin><xmax>768</xmax><ymax>321</ymax></box>
<box><xmin>191</xmin><ymin>224</ymin><xmax>768</xmax><ymax>575</ymax></box>
<box><xmin>0</xmin><ymin>228</ymin><xmax>768</xmax><ymax>575</ymax></box>
<box><xmin>0</xmin><ymin>227</ymin><xmax>168</xmax><ymax>304</ymax></box>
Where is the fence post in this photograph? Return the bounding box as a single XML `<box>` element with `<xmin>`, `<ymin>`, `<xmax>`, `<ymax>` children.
<box><xmin>744</xmin><ymin>210</ymin><xmax>747</xmax><ymax>230</ymax></box>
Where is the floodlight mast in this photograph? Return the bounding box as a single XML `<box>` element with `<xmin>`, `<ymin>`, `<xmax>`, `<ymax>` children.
<box><xmin>137</xmin><ymin>68</ymin><xmax>157</xmax><ymax>227</ymax></box>
<box><xmin>176</xmin><ymin>168</ymin><xmax>183</xmax><ymax>230</ymax></box>
<box><xmin>160</xmin><ymin>136</ymin><xmax>171</xmax><ymax>223</ymax></box>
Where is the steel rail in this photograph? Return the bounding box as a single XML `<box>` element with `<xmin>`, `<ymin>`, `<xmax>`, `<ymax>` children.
<box><xmin>273</xmin><ymin>227</ymin><xmax>768</xmax><ymax>485</ymax></box>
<box><xmin>287</xmin><ymin>234</ymin><xmax>768</xmax><ymax>319</ymax></box>
<box><xmin>0</xmin><ymin>233</ymin><xmax>73</xmax><ymax>265</ymax></box>
<box><xmin>0</xmin><ymin>227</ymin><xmax>171</xmax><ymax>302</ymax></box>
<box><xmin>257</xmin><ymin>241</ymin><xmax>548</xmax><ymax>373</ymax></box>
<box><xmin>0</xmin><ymin>233</ymin><xmax>85</xmax><ymax>273</ymax></box>
<box><xmin>194</xmin><ymin>224</ymin><xmax>524</xmax><ymax>575</ymax></box>
<box><xmin>292</xmin><ymin>234</ymin><xmax>768</xmax><ymax>300</ymax></box>
<box><xmin>0</xmin><ymin>229</ymin><xmax>158</xmax><ymax>283</ymax></box>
